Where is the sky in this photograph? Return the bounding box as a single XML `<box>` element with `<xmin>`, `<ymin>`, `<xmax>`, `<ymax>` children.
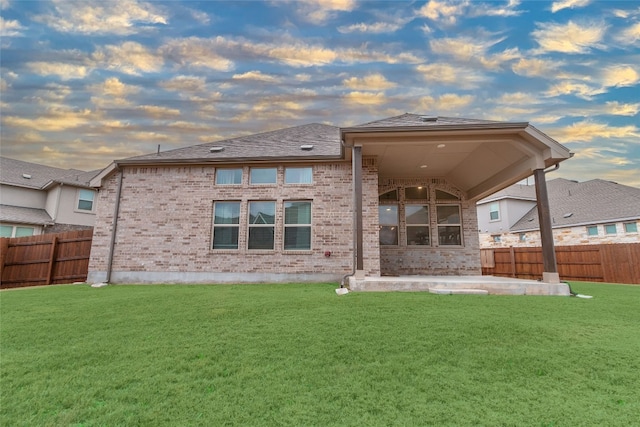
<box><xmin>1</xmin><ymin>0</ymin><xmax>639</xmax><ymax>186</ymax></box>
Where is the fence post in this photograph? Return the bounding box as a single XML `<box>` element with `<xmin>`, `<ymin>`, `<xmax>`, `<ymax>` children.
<box><xmin>509</xmin><ymin>247</ymin><xmax>516</xmax><ymax>278</ymax></box>
<box><xmin>46</xmin><ymin>237</ymin><xmax>58</xmax><ymax>285</ymax></box>
<box><xmin>0</xmin><ymin>238</ymin><xmax>9</xmax><ymax>282</ymax></box>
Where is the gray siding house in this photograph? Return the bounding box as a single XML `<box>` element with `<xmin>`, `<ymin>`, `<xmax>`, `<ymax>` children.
<box><xmin>0</xmin><ymin>157</ymin><xmax>100</xmax><ymax>237</ymax></box>
<box><xmin>88</xmin><ymin>114</ymin><xmax>572</xmax><ymax>294</ymax></box>
<box><xmin>478</xmin><ymin>178</ymin><xmax>640</xmax><ymax>248</ymax></box>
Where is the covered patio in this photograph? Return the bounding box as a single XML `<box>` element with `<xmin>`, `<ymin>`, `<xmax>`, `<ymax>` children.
<box><xmin>341</xmin><ymin>114</ymin><xmax>573</xmax><ymax>295</ymax></box>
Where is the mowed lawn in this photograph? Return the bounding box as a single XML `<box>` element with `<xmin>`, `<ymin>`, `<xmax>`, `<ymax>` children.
<box><xmin>1</xmin><ymin>282</ymin><xmax>638</xmax><ymax>426</ymax></box>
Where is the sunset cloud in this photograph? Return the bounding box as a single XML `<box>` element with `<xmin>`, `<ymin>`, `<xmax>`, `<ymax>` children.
<box><xmin>532</xmin><ymin>20</ymin><xmax>606</xmax><ymax>54</ymax></box>
<box><xmin>26</xmin><ymin>62</ymin><xmax>90</xmax><ymax>80</ymax></box>
<box><xmin>601</xmin><ymin>65</ymin><xmax>640</xmax><ymax>88</ymax></box>
<box><xmin>3</xmin><ymin>108</ymin><xmax>95</xmax><ymax>131</ymax></box>
<box><xmin>93</xmin><ymin>41</ymin><xmax>163</xmax><ymax>75</ymax></box>
<box><xmin>138</xmin><ymin>105</ymin><xmax>181</xmax><ymax>119</ymax></box>
<box><xmin>1</xmin><ymin>16</ymin><xmax>24</xmax><ymax>37</ymax></box>
<box><xmin>511</xmin><ymin>57</ymin><xmax>559</xmax><ymax>77</ymax></box>
<box><xmin>416</xmin><ymin>63</ymin><xmax>488</xmax><ymax>88</ymax></box>
<box><xmin>550</xmin><ymin>0</ymin><xmax>590</xmax><ymax>13</ymax></box>
<box><xmin>550</xmin><ymin>120</ymin><xmax>639</xmax><ymax>143</ymax></box>
<box><xmin>343</xmin><ymin>91</ymin><xmax>387</xmax><ymax>106</ymax></box>
<box><xmin>343</xmin><ymin>73</ymin><xmax>397</xmax><ymax>90</ymax></box>
<box><xmin>419</xmin><ymin>93</ymin><xmax>475</xmax><ymax>111</ymax></box>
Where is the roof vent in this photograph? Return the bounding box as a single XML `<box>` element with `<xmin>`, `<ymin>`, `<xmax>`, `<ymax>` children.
<box><xmin>563</xmin><ymin>213</ymin><xmax>573</xmax><ymax>218</ymax></box>
<box><xmin>420</xmin><ymin>115</ymin><xmax>438</xmax><ymax>122</ymax></box>
<box><xmin>22</xmin><ymin>173</ymin><xmax>32</xmax><ymax>179</ymax></box>
<box><xmin>209</xmin><ymin>146</ymin><xmax>224</xmax><ymax>153</ymax></box>
<box><xmin>300</xmin><ymin>144</ymin><xmax>314</xmax><ymax>151</ymax></box>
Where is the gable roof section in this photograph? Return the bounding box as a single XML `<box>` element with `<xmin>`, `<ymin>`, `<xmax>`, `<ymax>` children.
<box><xmin>120</xmin><ymin>123</ymin><xmax>341</xmax><ymax>165</ymax></box>
<box><xmin>478</xmin><ymin>183</ymin><xmax>537</xmax><ymax>204</ymax></box>
<box><xmin>0</xmin><ymin>157</ymin><xmax>99</xmax><ymax>190</ymax></box>
<box><xmin>355</xmin><ymin>113</ymin><xmax>502</xmax><ymax>128</ymax></box>
<box><xmin>511</xmin><ymin>178</ymin><xmax>640</xmax><ymax>232</ymax></box>
<box><xmin>0</xmin><ymin>204</ymin><xmax>53</xmax><ymax>225</ymax></box>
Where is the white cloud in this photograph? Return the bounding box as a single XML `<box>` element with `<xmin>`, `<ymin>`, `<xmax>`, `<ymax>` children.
<box><xmin>0</xmin><ymin>16</ymin><xmax>24</xmax><ymax>37</ymax></box>
<box><xmin>3</xmin><ymin>107</ymin><xmax>95</xmax><ymax>131</ymax></box>
<box><xmin>416</xmin><ymin>63</ymin><xmax>488</xmax><ymax>89</ymax></box>
<box><xmin>550</xmin><ymin>120</ymin><xmax>639</xmax><ymax>143</ymax></box>
<box><xmin>34</xmin><ymin>0</ymin><xmax>167</xmax><ymax>35</ymax></box>
<box><xmin>550</xmin><ymin>0</ymin><xmax>590</xmax><ymax>13</ymax></box>
<box><xmin>159</xmin><ymin>75</ymin><xmax>207</xmax><ymax>93</ymax></box>
<box><xmin>160</xmin><ymin>37</ymin><xmax>235</xmax><ymax>71</ymax></box>
<box><xmin>615</xmin><ymin>22</ymin><xmax>640</xmax><ymax>45</ymax></box>
<box><xmin>232</xmin><ymin>70</ymin><xmax>280</xmax><ymax>83</ymax></box>
<box><xmin>511</xmin><ymin>57</ymin><xmax>560</xmax><ymax>77</ymax></box>
<box><xmin>419</xmin><ymin>93</ymin><xmax>475</xmax><ymax>111</ymax></box>
<box><xmin>343</xmin><ymin>91</ymin><xmax>387</xmax><ymax>106</ymax></box>
<box><xmin>602</xmin><ymin>65</ymin><xmax>640</xmax><ymax>88</ymax></box>
<box><xmin>544</xmin><ymin>80</ymin><xmax>604</xmax><ymax>99</ymax></box>
<box><xmin>604</xmin><ymin>101</ymin><xmax>640</xmax><ymax>116</ymax></box>
<box><xmin>138</xmin><ymin>105</ymin><xmax>181</xmax><ymax>119</ymax></box>
<box><xmin>532</xmin><ymin>20</ymin><xmax>606</xmax><ymax>54</ymax></box>
<box><xmin>26</xmin><ymin>61</ymin><xmax>90</xmax><ymax>80</ymax></box>
<box><xmin>93</xmin><ymin>41</ymin><xmax>163</xmax><ymax>75</ymax></box>
<box><xmin>469</xmin><ymin>0</ymin><xmax>523</xmax><ymax>17</ymax></box>
<box><xmin>291</xmin><ymin>0</ymin><xmax>356</xmax><ymax>24</ymax></box>
<box><xmin>430</xmin><ymin>36</ymin><xmax>520</xmax><ymax>70</ymax></box>
<box><xmin>417</xmin><ymin>0</ymin><xmax>467</xmax><ymax>25</ymax></box>
<box><xmin>343</xmin><ymin>73</ymin><xmax>397</xmax><ymax>90</ymax></box>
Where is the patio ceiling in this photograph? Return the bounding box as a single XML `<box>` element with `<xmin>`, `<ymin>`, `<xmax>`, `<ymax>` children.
<box><xmin>341</xmin><ymin>123</ymin><xmax>572</xmax><ymax>201</ymax></box>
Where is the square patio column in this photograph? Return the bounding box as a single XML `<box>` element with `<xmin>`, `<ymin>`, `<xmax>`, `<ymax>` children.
<box><xmin>353</xmin><ymin>145</ymin><xmax>364</xmax><ymax>277</ymax></box>
<box><xmin>533</xmin><ymin>168</ymin><xmax>560</xmax><ymax>283</ymax></box>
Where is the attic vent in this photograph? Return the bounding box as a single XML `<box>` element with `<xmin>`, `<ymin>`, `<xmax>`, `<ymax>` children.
<box><xmin>420</xmin><ymin>115</ymin><xmax>438</xmax><ymax>122</ymax></box>
<box><xmin>22</xmin><ymin>174</ymin><xmax>32</xmax><ymax>179</ymax></box>
<box><xmin>209</xmin><ymin>146</ymin><xmax>224</xmax><ymax>153</ymax></box>
<box><xmin>300</xmin><ymin>144</ymin><xmax>314</xmax><ymax>151</ymax></box>
<box><xmin>563</xmin><ymin>213</ymin><xmax>573</xmax><ymax>218</ymax></box>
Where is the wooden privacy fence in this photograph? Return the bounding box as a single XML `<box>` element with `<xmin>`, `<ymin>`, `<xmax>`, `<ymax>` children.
<box><xmin>0</xmin><ymin>229</ymin><xmax>93</xmax><ymax>289</ymax></box>
<box><xmin>481</xmin><ymin>243</ymin><xmax>640</xmax><ymax>284</ymax></box>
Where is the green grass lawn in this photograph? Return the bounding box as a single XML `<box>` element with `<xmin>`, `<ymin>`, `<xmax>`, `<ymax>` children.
<box><xmin>1</xmin><ymin>282</ymin><xmax>639</xmax><ymax>426</ymax></box>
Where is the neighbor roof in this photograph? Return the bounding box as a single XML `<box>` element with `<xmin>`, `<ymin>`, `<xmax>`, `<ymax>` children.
<box><xmin>354</xmin><ymin>113</ymin><xmax>504</xmax><ymax>128</ymax></box>
<box><xmin>0</xmin><ymin>204</ymin><xmax>53</xmax><ymax>225</ymax></box>
<box><xmin>478</xmin><ymin>183</ymin><xmax>537</xmax><ymax>204</ymax></box>
<box><xmin>511</xmin><ymin>178</ymin><xmax>640</xmax><ymax>231</ymax></box>
<box><xmin>120</xmin><ymin>123</ymin><xmax>342</xmax><ymax>164</ymax></box>
<box><xmin>0</xmin><ymin>157</ymin><xmax>99</xmax><ymax>190</ymax></box>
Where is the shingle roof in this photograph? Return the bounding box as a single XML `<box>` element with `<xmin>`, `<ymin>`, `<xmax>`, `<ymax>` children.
<box><xmin>0</xmin><ymin>157</ymin><xmax>99</xmax><ymax>189</ymax></box>
<box><xmin>121</xmin><ymin>123</ymin><xmax>342</xmax><ymax>164</ymax></box>
<box><xmin>354</xmin><ymin>113</ymin><xmax>505</xmax><ymax>128</ymax></box>
<box><xmin>0</xmin><ymin>204</ymin><xmax>53</xmax><ymax>225</ymax></box>
<box><xmin>511</xmin><ymin>178</ymin><xmax>640</xmax><ymax>231</ymax></box>
<box><xmin>478</xmin><ymin>183</ymin><xmax>537</xmax><ymax>204</ymax></box>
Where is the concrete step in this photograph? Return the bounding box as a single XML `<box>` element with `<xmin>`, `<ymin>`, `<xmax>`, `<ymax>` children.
<box><xmin>429</xmin><ymin>288</ymin><xmax>488</xmax><ymax>295</ymax></box>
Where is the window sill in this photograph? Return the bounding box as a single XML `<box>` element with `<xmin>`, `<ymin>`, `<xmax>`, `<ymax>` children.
<box><xmin>283</xmin><ymin>250</ymin><xmax>313</xmax><ymax>255</ymax></box>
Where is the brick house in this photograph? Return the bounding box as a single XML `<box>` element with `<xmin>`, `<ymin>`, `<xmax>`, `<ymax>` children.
<box><xmin>0</xmin><ymin>157</ymin><xmax>100</xmax><ymax>237</ymax></box>
<box><xmin>88</xmin><ymin>114</ymin><xmax>572</xmax><ymax>293</ymax></box>
<box><xmin>478</xmin><ymin>178</ymin><xmax>640</xmax><ymax>248</ymax></box>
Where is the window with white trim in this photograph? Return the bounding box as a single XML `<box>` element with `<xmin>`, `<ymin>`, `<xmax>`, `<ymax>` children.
<box><xmin>406</xmin><ymin>205</ymin><xmax>430</xmax><ymax>246</ymax></box>
<box><xmin>437</xmin><ymin>205</ymin><xmax>462</xmax><ymax>246</ymax></box>
<box><xmin>1</xmin><ymin>225</ymin><xmax>35</xmax><ymax>238</ymax></box>
<box><xmin>216</xmin><ymin>168</ymin><xmax>242</xmax><ymax>185</ymax></box>
<box><xmin>489</xmin><ymin>202</ymin><xmax>500</xmax><ymax>221</ymax></box>
<box><xmin>212</xmin><ymin>202</ymin><xmax>241</xmax><ymax>249</ymax></box>
<box><xmin>77</xmin><ymin>189</ymin><xmax>95</xmax><ymax>211</ymax></box>
<box><xmin>379</xmin><ymin>205</ymin><xmax>398</xmax><ymax>246</ymax></box>
<box><xmin>624</xmin><ymin>222</ymin><xmax>638</xmax><ymax>233</ymax></box>
<box><xmin>248</xmin><ymin>201</ymin><xmax>276</xmax><ymax>250</ymax></box>
<box><xmin>285</xmin><ymin>167</ymin><xmax>312</xmax><ymax>184</ymax></box>
<box><xmin>586</xmin><ymin>226</ymin><xmax>598</xmax><ymax>236</ymax></box>
<box><xmin>604</xmin><ymin>224</ymin><xmax>617</xmax><ymax>235</ymax></box>
<box><xmin>284</xmin><ymin>201</ymin><xmax>311</xmax><ymax>250</ymax></box>
<box><xmin>250</xmin><ymin>167</ymin><xmax>277</xmax><ymax>184</ymax></box>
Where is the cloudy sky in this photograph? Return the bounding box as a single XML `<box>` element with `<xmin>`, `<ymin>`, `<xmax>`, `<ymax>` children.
<box><xmin>1</xmin><ymin>0</ymin><xmax>639</xmax><ymax>186</ymax></box>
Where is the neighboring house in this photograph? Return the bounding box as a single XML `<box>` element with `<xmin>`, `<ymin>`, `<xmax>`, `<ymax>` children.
<box><xmin>88</xmin><ymin>113</ymin><xmax>572</xmax><ymax>293</ymax></box>
<box><xmin>0</xmin><ymin>157</ymin><xmax>101</xmax><ymax>237</ymax></box>
<box><xmin>478</xmin><ymin>178</ymin><xmax>640</xmax><ymax>248</ymax></box>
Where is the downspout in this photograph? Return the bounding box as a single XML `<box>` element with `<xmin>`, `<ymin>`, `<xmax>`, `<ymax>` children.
<box><xmin>105</xmin><ymin>167</ymin><xmax>123</xmax><ymax>283</ymax></box>
<box><xmin>340</xmin><ymin>138</ymin><xmax>357</xmax><ymax>288</ymax></box>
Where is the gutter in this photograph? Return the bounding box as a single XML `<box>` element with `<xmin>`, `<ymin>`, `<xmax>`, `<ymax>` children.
<box><xmin>105</xmin><ymin>168</ymin><xmax>124</xmax><ymax>283</ymax></box>
<box><xmin>340</xmin><ymin>138</ymin><xmax>357</xmax><ymax>289</ymax></box>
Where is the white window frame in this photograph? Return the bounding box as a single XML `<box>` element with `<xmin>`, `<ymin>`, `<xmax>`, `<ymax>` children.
<box><xmin>212</xmin><ymin>201</ymin><xmax>241</xmax><ymax>250</ymax></box>
<box><xmin>604</xmin><ymin>224</ymin><xmax>617</xmax><ymax>235</ymax></box>
<box><xmin>215</xmin><ymin>168</ymin><xmax>243</xmax><ymax>185</ymax></box>
<box><xmin>624</xmin><ymin>222</ymin><xmax>638</xmax><ymax>233</ymax></box>
<box><xmin>436</xmin><ymin>204</ymin><xmax>463</xmax><ymax>246</ymax></box>
<box><xmin>284</xmin><ymin>167</ymin><xmax>313</xmax><ymax>184</ymax></box>
<box><xmin>250</xmin><ymin>167</ymin><xmax>277</xmax><ymax>185</ymax></box>
<box><xmin>489</xmin><ymin>202</ymin><xmax>500</xmax><ymax>221</ymax></box>
<box><xmin>405</xmin><ymin>204</ymin><xmax>430</xmax><ymax>246</ymax></box>
<box><xmin>586</xmin><ymin>225</ymin><xmax>598</xmax><ymax>237</ymax></box>
<box><xmin>378</xmin><ymin>205</ymin><xmax>399</xmax><ymax>246</ymax></box>
<box><xmin>283</xmin><ymin>201</ymin><xmax>312</xmax><ymax>251</ymax></box>
<box><xmin>247</xmin><ymin>201</ymin><xmax>276</xmax><ymax>250</ymax></box>
<box><xmin>76</xmin><ymin>189</ymin><xmax>96</xmax><ymax>212</ymax></box>
<box><xmin>1</xmin><ymin>224</ymin><xmax>36</xmax><ymax>238</ymax></box>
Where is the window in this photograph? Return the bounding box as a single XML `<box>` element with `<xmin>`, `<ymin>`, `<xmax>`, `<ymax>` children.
<box><xmin>406</xmin><ymin>205</ymin><xmax>429</xmax><ymax>245</ymax></box>
<box><xmin>285</xmin><ymin>167</ymin><xmax>312</xmax><ymax>184</ymax></box>
<box><xmin>1</xmin><ymin>225</ymin><xmax>35</xmax><ymax>238</ymax></box>
<box><xmin>437</xmin><ymin>205</ymin><xmax>462</xmax><ymax>245</ymax></box>
<box><xmin>492</xmin><ymin>235</ymin><xmax>501</xmax><ymax>243</ymax></box>
<box><xmin>436</xmin><ymin>189</ymin><xmax>460</xmax><ymax>200</ymax></box>
<box><xmin>379</xmin><ymin>205</ymin><xmax>398</xmax><ymax>245</ymax></box>
<box><xmin>624</xmin><ymin>222</ymin><xmax>638</xmax><ymax>233</ymax></box>
<box><xmin>284</xmin><ymin>201</ymin><xmax>311</xmax><ymax>250</ymax></box>
<box><xmin>248</xmin><ymin>201</ymin><xmax>276</xmax><ymax>250</ymax></box>
<box><xmin>405</xmin><ymin>187</ymin><xmax>429</xmax><ymax>200</ymax></box>
<box><xmin>489</xmin><ymin>202</ymin><xmax>500</xmax><ymax>221</ymax></box>
<box><xmin>216</xmin><ymin>168</ymin><xmax>242</xmax><ymax>185</ymax></box>
<box><xmin>379</xmin><ymin>190</ymin><xmax>398</xmax><ymax>201</ymax></box>
<box><xmin>587</xmin><ymin>226</ymin><xmax>598</xmax><ymax>236</ymax></box>
<box><xmin>604</xmin><ymin>224</ymin><xmax>617</xmax><ymax>235</ymax></box>
<box><xmin>250</xmin><ymin>167</ymin><xmax>277</xmax><ymax>184</ymax></box>
<box><xmin>519</xmin><ymin>233</ymin><xmax>527</xmax><ymax>242</ymax></box>
<box><xmin>212</xmin><ymin>202</ymin><xmax>240</xmax><ymax>249</ymax></box>
<box><xmin>77</xmin><ymin>189</ymin><xmax>95</xmax><ymax>211</ymax></box>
